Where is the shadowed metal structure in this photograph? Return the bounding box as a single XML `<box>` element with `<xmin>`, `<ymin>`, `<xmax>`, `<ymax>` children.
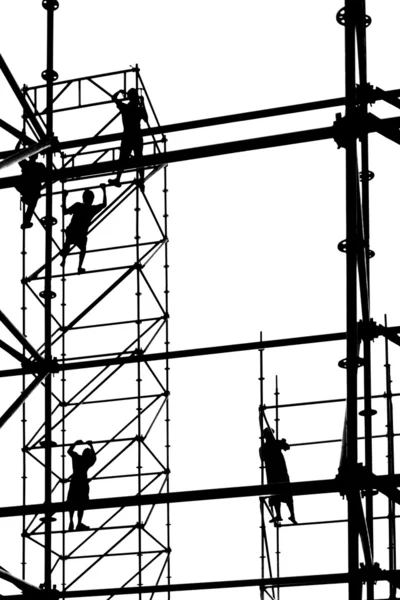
<box><xmin>0</xmin><ymin>2</ymin><xmax>398</xmax><ymax>600</ymax></box>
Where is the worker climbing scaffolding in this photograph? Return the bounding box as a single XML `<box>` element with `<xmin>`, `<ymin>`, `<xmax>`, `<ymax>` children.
<box><xmin>67</xmin><ymin>440</ymin><xmax>97</xmax><ymax>531</ymax></box>
<box><xmin>259</xmin><ymin>422</ymin><xmax>297</xmax><ymax>525</ymax></box>
<box><xmin>61</xmin><ymin>183</ymin><xmax>107</xmax><ymax>273</ymax></box>
<box><xmin>108</xmin><ymin>88</ymin><xmax>149</xmax><ymax>190</ymax></box>
<box><xmin>14</xmin><ymin>153</ymin><xmax>46</xmax><ymax>229</ymax></box>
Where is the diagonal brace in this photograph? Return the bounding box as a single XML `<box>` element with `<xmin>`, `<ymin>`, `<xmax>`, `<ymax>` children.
<box><xmin>0</xmin><ymin>54</ymin><xmax>46</xmax><ymax>140</ymax></box>
<box><xmin>0</xmin><ymin>565</ymin><xmax>43</xmax><ymax>595</ymax></box>
<box><xmin>0</xmin><ymin>372</ymin><xmax>49</xmax><ymax>431</ymax></box>
<box><xmin>0</xmin><ymin>338</ymin><xmax>32</xmax><ymax>365</ymax></box>
<box><xmin>0</xmin><ymin>139</ymin><xmax>52</xmax><ymax>173</ymax></box>
<box><xmin>0</xmin><ymin>117</ymin><xmax>35</xmax><ymax>145</ymax></box>
<box><xmin>374</xmin><ymin>87</ymin><xmax>400</xmax><ymax>111</ymax></box>
<box><xmin>368</xmin><ymin>112</ymin><xmax>400</xmax><ymax>146</ymax></box>
<box><xmin>0</xmin><ymin>308</ymin><xmax>43</xmax><ymax>362</ymax></box>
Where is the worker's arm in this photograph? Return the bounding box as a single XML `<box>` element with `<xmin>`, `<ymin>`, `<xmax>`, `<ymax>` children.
<box><xmin>99</xmin><ymin>183</ymin><xmax>107</xmax><ymax>208</ymax></box>
<box><xmin>138</xmin><ymin>97</ymin><xmax>149</xmax><ymax>127</ymax></box>
<box><xmin>67</xmin><ymin>440</ymin><xmax>82</xmax><ymax>457</ymax></box>
<box><xmin>279</xmin><ymin>438</ymin><xmax>291</xmax><ymax>451</ymax></box>
<box><xmin>112</xmin><ymin>90</ymin><xmax>125</xmax><ymax>111</ymax></box>
<box><xmin>86</xmin><ymin>440</ymin><xmax>97</xmax><ymax>466</ymax></box>
<box><xmin>62</xmin><ymin>191</ymin><xmax>73</xmax><ymax>214</ymax></box>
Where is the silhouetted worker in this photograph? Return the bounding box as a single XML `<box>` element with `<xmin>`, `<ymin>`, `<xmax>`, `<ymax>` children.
<box><xmin>61</xmin><ymin>184</ymin><xmax>107</xmax><ymax>273</ymax></box>
<box><xmin>260</xmin><ymin>427</ymin><xmax>297</xmax><ymax>524</ymax></box>
<box><xmin>108</xmin><ymin>88</ymin><xmax>149</xmax><ymax>190</ymax></box>
<box><xmin>67</xmin><ymin>440</ymin><xmax>96</xmax><ymax>531</ymax></box>
<box><xmin>14</xmin><ymin>154</ymin><xmax>46</xmax><ymax>229</ymax></box>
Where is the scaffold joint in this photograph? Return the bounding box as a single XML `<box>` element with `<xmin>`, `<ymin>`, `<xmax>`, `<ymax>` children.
<box><xmin>336</xmin><ymin>7</ymin><xmax>346</xmax><ymax>25</ymax></box>
<box><xmin>356</xmin><ymin>83</ymin><xmax>376</xmax><ymax>106</ymax></box>
<box><xmin>338</xmin><ymin>356</ymin><xmax>364</xmax><ymax>369</ymax></box>
<box><xmin>359</xmin><ymin>170</ymin><xmax>375</xmax><ymax>181</ymax></box>
<box><xmin>49</xmin><ymin>356</ymin><xmax>60</xmax><ymax>373</ymax></box>
<box><xmin>42</xmin><ymin>0</ymin><xmax>59</xmax><ymax>10</ymax></box>
<box><xmin>39</xmin><ymin>289</ymin><xmax>57</xmax><ymax>299</ymax></box>
<box><xmin>41</xmin><ymin>69</ymin><xmax>59</xmax><ymax>82</ymax></box>
<box><xmin>336</xmin><ymin>7</ymin><xmax>371</xmax><ymax>28</ymax></box>
<box><xmin>332</xmin><ymin>112</ymin><xmax>362</xmax><ymax>149</ymax></box>
<box><xmin>360</xmin><ymin>562</ymin><xmax>381</xmax><ymax>584</ymax></box>
<box><xmin>40</xmin><ymin>216</ymin><xmax>58</xmax><ymax>227</ymax></box>
<box><xmin>358</xmin><ymin>319</ymin><xmax>379</xmax><ymax>342</ymax></box>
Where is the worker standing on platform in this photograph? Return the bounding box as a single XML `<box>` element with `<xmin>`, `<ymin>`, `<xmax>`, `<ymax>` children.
<box><xmin>260</xmin><ymin>427</ymin><xmax>297</xmax><ymax>524</ymax></box>
<box><xmin>14</xmin><ymin>153</ymin><xmax>46</xmax><ymax>229</ymax></box>
<box><xmin>67</xmin><ymin>440</ymin><xmax>97</xmax><ymax>531</ymax></box>
<box><xmin>108</xmin><ymin>88</ymin><xmax>149</xmax><ymax>190</ymax></box>
<box><xmin>61</xmin><ymin>183</ymin><xmax>107</xmax><ymax>274</ymax></box>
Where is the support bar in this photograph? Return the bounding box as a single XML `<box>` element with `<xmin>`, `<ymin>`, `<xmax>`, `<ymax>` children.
<box><xmin>0</xmin><ymin>474</ymin><xmax>400</xmax><ymax>518</ymax></box>
<box><xmin>2</xmin><ymin>569</ymin><xmax>400</xmax><ymax>598</ymax></box>
<box><xmin>0</xmin><ymin>54</ymin><xmax>46</xmax><ymax>140</ymax></box>
<box><xmin>0</xmin><ymin>125</ymin><xmax>335</xmax><ymax>189</ymax></box>
<box><xmin>0</xmin><ymin>329</ymin><xmax>347</xmax><ymax>378</ymax></box>
<box><xmin>0</xmin><ymin>373</ymin><xmax>48</xmax><ymax>430</ymax></box>
<box><xmin>0</xmin><ymin>117</ymin><xmax>35</xmax><ymax>145</ymax></box>
<box><xmin>0</xmin><ymin>324</ymin><xmax>399</xmax><ymax>379</ymax></box>
<box><xmin>0</xmin><ymin>566</ymin><xmax>43</xmax><ymax>595</ymax></box>
<box><xmin>0</xmin><ymin>339</ymin><xmax>31</xmax><ymax>365</ymax></box>
<box><xmin>0</xmin><ymin>139</ymin><xmax>51</xmax><ymax>172</ymax></box>
<box><xmin>0</xmin><ymin>309</ymin><xmax>43</xmax><ymax>362</ymax></box>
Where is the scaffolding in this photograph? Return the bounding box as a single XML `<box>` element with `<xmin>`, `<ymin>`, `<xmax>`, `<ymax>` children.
<box><xmin>0</xmin><ymin>1</ymin><xmax>399</xmax><ymax>600</ymax></box>
<box><xmin>259</xmin><ymin>336</ymin><xmax>399</xmax><ymax>600</ymax></box>
<box><xmin>17</xmin><ymin>62</ymin><xmax>171</xmax><ymax>594</ymax></box>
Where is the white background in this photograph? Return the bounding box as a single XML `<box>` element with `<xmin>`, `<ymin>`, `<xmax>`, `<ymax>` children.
<box><xmin>0</xmin><ymin>1</ymin><xmax>399</xmax><ymax>600</ymax></box>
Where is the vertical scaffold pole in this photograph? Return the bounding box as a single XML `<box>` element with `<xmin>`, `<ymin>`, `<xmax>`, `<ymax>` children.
<box><xmin>43</xmin><ymin>0</ymin><xmax>56</xmax><ymax>590</ymax></box>
<box><xmin>356</xmin><ymin>5</ymin><xmax>374</xmax><ymax>585</ymax></box>
<box><xmin>21</xmin><ymin>107</ymin><xmax>28</xmax><ymax>582</ymax></box>
<box><xmin>163</xmin><ymin>137</ymin><xmax>172</xmax><ymax>600</ymax></box>
<box><xmin>384</xmin><ymin>315</ymin><xmax>396</xmax><ymax>600</ymax></box>
<box><xmin>60</xmin><ymin>161</ymin><xmax>67</xmax><ymax>592</ymax></box>
<box><xmin>135</xmin><ymin>62</ymin><xmax>143</xmax><ymax>600</ymax></box>
<box><xmin>258</xmin><ymin>333</ymin><xmax>265</xmax><ymax>600</ymax></box>
<box><xmin>344</xmin><ymin>1</ymin><xmax>360</xmax><ymax>598</ymax></box>
<box><xmin>274</xmin><ymin>376</ymin><xmax>280</xmax><ymax>600</ymax></box>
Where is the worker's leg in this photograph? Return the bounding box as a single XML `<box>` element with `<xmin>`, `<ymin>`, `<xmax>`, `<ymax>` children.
<box><xmin>76</xmin><ymin>508</ymin><xmax>90</xmax><ymax>531</ymax></box>
<box><xmin>109</xmin><ymin>138</ymin><xmax>132</xmax><ymax>186</ymax></box>
<box><xmin>78</xmin><ymin>239</ymin><xmax>87</xmax><ymax>274</ymax></box>
<box><xmin>268</xmin><ymin>496</ymin><xmax>282</xmax><ymax>523</ymax></box>
<box><xmin>21</xmin><ymin>196</ymin><xmax>38</xmax><ymax>228</ymax></box>
<box><xmin>60</xmin><ymin>237</ymin><xmax>71</xmax><ymax>267</ymax></box>
<box><xmin>274</xmin><ymin>499</ymin><xmax>283</xmax><ymax>522</ymax></box>
<box><xmin>286</xmin><ymin>497</ymin><xmax>297</xmax><ymax>524</ymax></box>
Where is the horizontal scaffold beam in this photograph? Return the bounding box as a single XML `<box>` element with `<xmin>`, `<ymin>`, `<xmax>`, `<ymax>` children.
<box><xmin>55</xmin><ymin>568</ymin><xmax>400</xmax><ymax>597</ymax></box>
<box><xmin>0</xmin><ymin>329</ymin><xmax>348</xmax><ymax>378</ymax></box>
<box><xmin>1</xmin><ymin>326</ymin><xmax>400</xmax><ymax>379</ymax></box>
<box><xmin>2</xmin><ymin>569</ymin><xmax>398</xmax><ymax>599</ymax></box>
<box><xmin>1</xmin><ymin>326</ymin><xmax>400</xmax><ymax>378</ymax></box>
<box><xmin>0</xmin><ymin>91</ymin><xmax>398</xmax><ymax>188</ymax></box>
<box><xmin>60</xmin><ymin>94</ymin><xmax>348</xmax><ymax>149</ymax></box>
<box><xmin>0</xmin><ymin>125</ymin><xmax>335</xmax><ymax>189</ymax></box>
<box><xmin>15</xmin><ymin>86</ymin><xmax>400</xmax><ymax>151</ymax></box>
<box><xmin>0</xmin><ymin>474</ymin><xmax>399</xmax><ymax>518</ymax></box>
<box><xmin>0</xmin><ymin>116</ymin><xmax>398</xmax><ymax>191</ymax></box>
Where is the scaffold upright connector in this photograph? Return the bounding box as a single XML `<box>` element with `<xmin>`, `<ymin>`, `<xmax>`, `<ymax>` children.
<box><xmin>332</xmin><ymin>112</ymin><xmax>361</xmax><ymax>149</ymax></box>
<box><xmin>357</xmin><ymin>319</ymin><xmax>379</xmax><ymax>343</ymax></box>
